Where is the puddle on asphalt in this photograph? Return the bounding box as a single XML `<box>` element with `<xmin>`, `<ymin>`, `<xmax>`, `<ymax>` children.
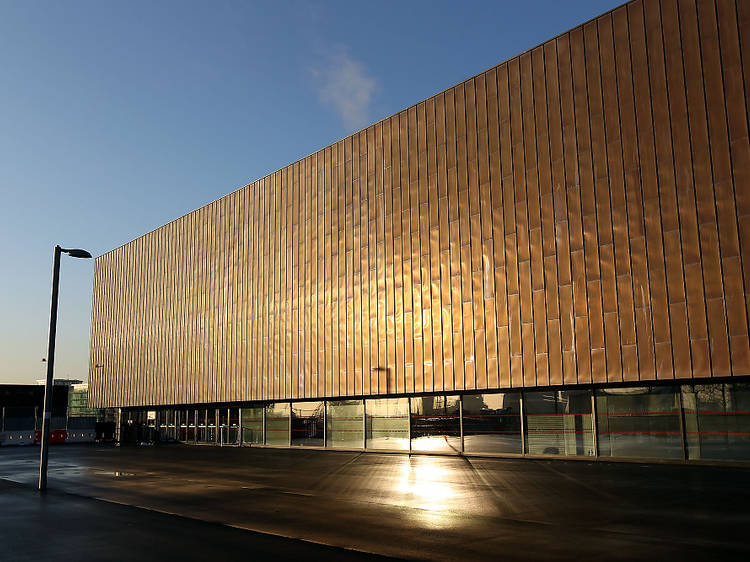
<box><xmin>94</xmin><ymin>471</ymin><xmax>136</xmax><ymax>478</ymax></box>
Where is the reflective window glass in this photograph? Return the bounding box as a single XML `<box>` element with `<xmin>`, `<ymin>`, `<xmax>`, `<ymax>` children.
<box><xmin>326</xmin><ymin>400</ymin><xmax>364</xmax><ymax>448</ymax></box>
<box><xmin>410</xmin><ymin>395</ymin><xmax>461</xmax><ymax>453</ymax></box>
<box><xmin>265</xmin><ymin>403</ymin><xmax>290</xmax><ymax>446</ymax></box>
<box><xmin>241</xmin><ymin>406</ymin><xmax>264</xmax><ymax>445</ymax></box>
<box><xmin>365</xmin><ymin>398</ymin><xmax>409</xmax><ymax>450</ymax></box>
<box><xmin>187</xmin><ymin>410</ymin><xmax>196</xmax><ymax>442</ymax></box>
<box><xmin>155</xmin><ymin>410</ymin><xmax>167</xmax><ymax>442</ymax></box>
<box><xmin>463</xmin><ymin>393</ymin><xmax>522</xmax><ymax>454</ymax></box>
<box><xmin>218</xmin><ymin>408</ymin><xmax>229</xmax><ymax>444</ymax></box>
<box><xmin>291</xmin><ymin>401</ymin><xmax>324</xmax><ymax>447</ymax></box>
<box><xmin>207</xmin><ymin>408</ymin><xmax>217</xmax><ymax>443</ymax></box>
<box><xmin>596</xmin><ymin>386</ymin><xmax>682</xmax><ymax>459</ymax></box>
<box><xmin>684</xmin><ymin>383</ymin><xmax>750</xmax><ymax>461</ymax></box>
<box><xmin>524</xmin><ymin>390</ymin><xmax>594</xmax><ymax>456</ymax></box>
<box><xmin>179</xmin><ymin>410</ymin><xmax>188</xmax><ymax>441</ymax></box>
<box><xmin>146</xmin><ymin>410</ymin><xmax>156</xmax><ymax>430</ymax></box>
<box><xmin>228</xmin><ymin>407</ymin><xmax>240</xmax><ymax>445</ymax></box>
<box><xmin>197</xmin><ymin>409</ymin><xmax>207</xmax><ymax>442</ymax></box>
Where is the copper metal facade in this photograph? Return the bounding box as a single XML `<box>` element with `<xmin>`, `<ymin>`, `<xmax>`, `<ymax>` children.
<box><xmin>90</xmin><ymin>0</ymin><xmax>750</xmax><ymax>408</ymax></box>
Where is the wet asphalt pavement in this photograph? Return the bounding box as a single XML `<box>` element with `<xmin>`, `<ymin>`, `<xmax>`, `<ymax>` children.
<box><xmin>1</xmin><ymin>444</ymin><xmax>749</xmax><ymax>560</ymax></box>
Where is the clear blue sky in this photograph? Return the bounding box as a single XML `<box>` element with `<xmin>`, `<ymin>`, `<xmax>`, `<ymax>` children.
<box><xmin>0</xmin><ymin>0</ymin><xmax>622</xmax><ymax>384</ymax></box>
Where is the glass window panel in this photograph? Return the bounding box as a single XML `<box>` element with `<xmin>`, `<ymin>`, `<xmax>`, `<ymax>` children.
<box><xmin>463</xmin><ymin>392</ymin><xmax>522</xmax><ymax>454</ymax></box>
<box><xmin>410</xmin><ymin>395</ymin><xmax>461</xmax><ymax>453</ymax></box>
<box><xmin>366</xmin><ymin>397</ymin><xmax>410</xmax><ymax>450</ymax></box>
<box><xmin>197</xmin><ymin>409</ymin><xmax>207</xmax><ymax>443</ymax></box>
<box><xmin>179</xmin><ymin>410</ymin><xmax>188</xmax><ymax>441</ymax></box>
<box><xmin>524</xmin><ymin>390</ymin><xmax>594</xmax><ymax>456</ymax></box>
<box><xmin>207</xmin><ymin>408</ymin><xmax>217</xmax><ymax>443</ymax></box>
<box><xmin>241</xmin><ymin>406</ymin><xmax>264</xmax><ymax>445</ymax></box>
<box><xmin>326</xmin><ymin>400</ymin><xmax>364</xmax><ymax>448</ymax></box>
<box><xmin>187</xmin><ymin>410</ymin><xmax>196</xmax><ymax>441</ymax></box>
<box><xmin>596</xmin><ymin>386</ymin><xmax>682</xmax><ymax>459</ymax></box>
<box><xmin>228</xmin><ymin>407</ymin><xmax>240</xmax><ymax>445</ymax></box>
<box><xmin>291</xmin><ymin>401</ymin><xmax>324</xmax><ymax>447</ymax></box>
<box><xmin>684</xmin><ymin>383</ymin><xmax>750</xmax><ymax>462</ymax></box>
<box><xmin>157</xmin><ymin>409</ymin><xmax>171</xmax><ymax>442</ymax></box>
<box><xmin>265</xmin><ymin>403</ymin><xmax>290</xmax><ymax>446</ymax></box>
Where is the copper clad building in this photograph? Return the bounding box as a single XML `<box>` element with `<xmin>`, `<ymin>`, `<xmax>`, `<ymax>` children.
<box><xmin>90</xmin><ymin>0</ymin><xmax>750</xmax><ymax>462</ymax></box>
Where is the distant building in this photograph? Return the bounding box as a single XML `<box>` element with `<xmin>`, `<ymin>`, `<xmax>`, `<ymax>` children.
<box><xmin>0</xmin><ymin>382</ymin><xmax>115</xmax><ymax>445</ymax></box>
<box><xmin>35</xmin><ymin>378</ymin><xmax>83</xmax><ymax>386</ymax></box>
<box><xmin>90</xmin><ymin>0</ymin><xmax>750</xmax><ymax>463</ymax></box>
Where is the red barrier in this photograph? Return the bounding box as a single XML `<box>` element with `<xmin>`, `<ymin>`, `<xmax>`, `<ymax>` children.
<box><xmin>51</xmin><ymin>430</ymin><xmax>67</xmax><ymax>444</ymax></box>
<box><xmin>33</xmin><ymin>430</ymin><xmax>67</xmax><ymax>444</ymax></box>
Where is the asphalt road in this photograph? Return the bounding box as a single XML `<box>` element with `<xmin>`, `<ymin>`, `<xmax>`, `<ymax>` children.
<box><xmin>1</xmin><ymin>444</ymin><xmax>748</xmax><ymax>560</ymax></box>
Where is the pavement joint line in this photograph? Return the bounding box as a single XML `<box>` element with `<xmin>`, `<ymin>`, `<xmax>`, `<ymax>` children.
<box><xmin>0</xmin><ymin>476</ymin><xmax>410</xmax><ymax>561</ymax></box>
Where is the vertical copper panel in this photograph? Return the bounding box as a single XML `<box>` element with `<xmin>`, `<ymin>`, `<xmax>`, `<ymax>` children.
<box><xmin>335</xmin><ymin>141</ymin><xmax>345</xmax><ymax>396</ymax></box>
<box><xmin>409</xmin><ymin>105</ymin><xmax>424</xmax><ymax>393</ymax></box>
<box><xmin>729</xmin><ymin>0</ymin><xmax>750</xmax><ymax>350</ymax></box>
<box><xmin>601</xmin><ymin>11</ymin><xmax>640</xmax><ymax>383</ymax></box>
<box><xmin>570</xmin><ymin>27</ymin><xmax>599</xmax><ymax>385</ymax></box>
<box><xmin>426</xmin><ymin>97</ymin><xmax>443</xmax><ymax>392</ymax></box>
<box><xmin>543</xmin><ymin>39</ymin><xmax>568</xmax><ymax>387</ymax></box>
<box><xmin>558</xmin><ymin>31</ymin><xmax>589</xmax><ymax>385</ymax></box>
<box><xmin>584</xmin><ymin>21</ymin><xmax>621</xmax><ymax>383</ymax></box>
<box><xmin>699</xmin><ymin>0</ymin><xmax>748</xmax><ymax>375</ymax></box>
<box><xmin>324</xmin><ymin>146</ymin><xmax>334</xmax><ymax>397</ymax></box>
<box><xmin>643</xmin><ymin>0</ymin><xmax>687</xmax><ymax>379</ymax></box>
<box><xmin>392</xmin><ymin>116</ymin><xmax>405</xmax><ymax>393</ymax></box>
<box><xmin>681</xmin><ymin>0</ymin><xmax>730</xmax><ymax>378</ymax></box>
<box><xmin>613</xmin><ymin>5</ymin><xmax>654</xmax><ymax>381</ymax></box>
<box><xmin>497</xmin><ymin>62</ymin><xmax>520</xmax><ymax>388</ymax></box>
<box><xmin>662</xmin><ymin>0</ymin><xmax>707</xmax><ymax>380</ymax></box>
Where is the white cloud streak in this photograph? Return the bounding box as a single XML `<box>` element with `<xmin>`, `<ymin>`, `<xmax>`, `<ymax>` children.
<box><xmin>312</xmin><ymin>47</ymin><xmax>377</xmax><ymax>131</ymax></box>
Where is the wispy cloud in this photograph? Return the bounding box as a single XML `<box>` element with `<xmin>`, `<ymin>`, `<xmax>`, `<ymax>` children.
<box><xmin>311</xmin><ymin>47</ymin><xmax>377</xmax><ymax>131</ymax></box>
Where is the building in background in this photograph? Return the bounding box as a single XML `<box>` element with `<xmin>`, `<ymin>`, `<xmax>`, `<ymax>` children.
<box><xmin>0</xmin><ymin>382</ymin><xmax>115</xmax><ymax>446</ymax></box>
<box><xmin>90</xmin><ymin>0</ymin><xmax>750</xmax><ymax>463</ymax></box>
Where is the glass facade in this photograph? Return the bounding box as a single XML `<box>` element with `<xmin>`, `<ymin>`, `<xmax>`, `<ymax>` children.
<box><xmin>366</xmin><ymin>398</ymin><xmax>409</xmax><ymax>450</ymax></box>
<box><xmin>410</xmin><ymin>395</ymin><xmax>461</xmax><ymax>453</ymax></box>
<box><xmin>326</xmin><ymin>400</ymin><xmax>364</xmax><ymax>448</ymax></box>
<box><xmin>124</xmin><ymin>381</ymin><xmax>750</xmax><ymax>463</ymax></box>
<box><xmin>241</xmin><ymin>406</ymin><xmax>263</xmax><ymax>445</ymax></box>
<box><xmin>463</xmin><ymin>393</ymin><xmax>522</xmax><ymax>454</ymax></box>
<box><xmin>265</xmin><ymin>403</ymin><xmax>290</xmax><ymax>446</ymax></box>
<box><xmin>597</xmin><ymin>386</ymin><xmax>682</xmax><ymax>459</ymax></box>
<box><xmin>291</xmin><ymin>401</ymin><xmax>324</xmax><ymax>447</ymax></box>
<box><xmin>524</xmin><ymin>390</ymin><xmax>594</xmax><ymax>456</ymax></box>
<box><xmin>683</xmin><ymin>383</ymin><xmax>750</xmax><ymax>462</ymax></box>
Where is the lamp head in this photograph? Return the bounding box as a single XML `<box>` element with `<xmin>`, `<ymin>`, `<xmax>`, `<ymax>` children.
<box><xmin>61</xmin><ymin>248</ymin><xmax>92</xmax><ymax>259</ymax></box>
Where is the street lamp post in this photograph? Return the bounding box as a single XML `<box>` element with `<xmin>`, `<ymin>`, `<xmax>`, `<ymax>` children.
<box><xmin>39</xmin><ymin>245</ymin><xmax>92</xmax><ymax>491</ymax></box>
